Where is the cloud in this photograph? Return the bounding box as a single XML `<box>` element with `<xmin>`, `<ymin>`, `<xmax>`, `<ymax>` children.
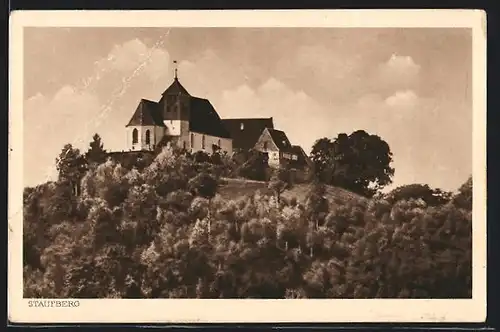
<box><xmin>374</xmin><ymin>54</ymin><xmax>421</xmax><ymax>93</ymax></box>
<box><xmin>384</xmin><ymin>54</ymin><xmax>421</xmax><ymax>76</ymax></box>
<box><xmin>274</xmin><ymin>49</ymin><xmax>422</xmax><ymax>105</ymax></box>
<box><xmin>293</xmin><ymin>44</ymin><xmax>361</xmax><ymax>82</ymax></box>
<box><xmin>84</xmin><ymin>39</ymin><xmax>172</xmax><ymax>102</ymax></box>
<box><xmin>274</xmin><ymin>43</ymin><xmax>364</xmax><ymax>103</ymax></box>
<box><xmin>385</xmin><ymin>90</ymin><xmax>419</xmax><ymax>109</ymax></box>
<box><xmin>220</xmin><ymin>84</ymin><xmax>255</xmax><ymax>103</ymax></box>
<box><xmin>258</xmin><ymin>77</ymin><xmax>288</xmax><ymax>94</ymax></box>
<box><xmin>97</xmin><ymin>38</ymin><xmax>171</xmax><ymax>81</ymax></box>
<box><xmin>176</xmin><ymin>49</ymin><xmax>252</xmax><ymax>100</ymax></box>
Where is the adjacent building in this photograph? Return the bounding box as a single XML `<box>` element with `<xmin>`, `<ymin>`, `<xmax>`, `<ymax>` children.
<box><xmin>254</xmin><ymin>128</ymin><xmax>312</xmax><ymax>170</ymax></box>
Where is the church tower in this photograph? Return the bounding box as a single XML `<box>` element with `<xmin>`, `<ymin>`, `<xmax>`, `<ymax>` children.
<box><xmin>125</xmin><ymin>59</ymin><xmax>233</xmax><ymax>154</ymax></box>
<box><xmin>158</xmin><ymin>61</ymin><xmax>191</xmax><ymax>140</ymax></box>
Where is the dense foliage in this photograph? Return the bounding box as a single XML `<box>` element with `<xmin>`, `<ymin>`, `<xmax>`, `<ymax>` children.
<box><xmin>310</xmin><ymin>130</ymin><xmax>395</xmax><ymax>197</ymax></box>
<box><xmin>382</xmin><ymin>184</ymin><xmax>453</xmax><ymax>207</ymax></box>
<box><xmin>23</xmin><ymin>142</ymin><xmax>472</xmax><ymax>299</ymax></box>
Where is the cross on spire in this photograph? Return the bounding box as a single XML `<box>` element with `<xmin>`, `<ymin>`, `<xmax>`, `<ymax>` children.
<box><xmin>173</xmin><ymin>60</ymin><xmax>178</xmax><ymax>79</ymax></box>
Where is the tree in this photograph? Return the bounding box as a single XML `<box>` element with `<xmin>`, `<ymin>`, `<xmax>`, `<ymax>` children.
<box><xmin>305</xmin><ymin>180</ymin><xmax>329</xmax><ymax>229</ymax></box>
<box><xmin>310</xmin><ymin>130</ymin><xmax>394</xmax><ymax>197</ymax></box>
<box><xmin>310</xmin><ymin>138</ymin><xmax>336</xmax><ymax>183</ymax></box>
<box><xmin>55</xmin><ymin>144</ymin><xmax>87</xmax><ymax>196</ymax></box>
<box><xmin>452</xmin><ymin>176</ymin><xmax>472</xmax><ymax>210</ymax></box>
<box><xmin>237</xmin><ymin>149</ymin><xmax>270</xmax><ymax>181</ymax></box>
<box><xmin>385</xmin><ymin>184</ymin><xmax>452</xmax><ymax>207</ymax></box>
<box><xmin>85</xmin><ymin>133</ymin><xmax>107</xmax><ymax>166</ymax></box>
<box><xmin>268</xmin><ymin>167</ymin><xmax>292</xmax><ymax>204</ymax></box>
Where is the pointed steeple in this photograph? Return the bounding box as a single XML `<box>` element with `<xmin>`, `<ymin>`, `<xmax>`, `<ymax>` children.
<box><xmin>161</xmin><ymin>60</ymin><xmax>190</xmax><ymax>96</ymax></box>
<box><xmin>159</xmin><ymin>60</ymin><xmax>191</xmax><ymax>121</ymax></box>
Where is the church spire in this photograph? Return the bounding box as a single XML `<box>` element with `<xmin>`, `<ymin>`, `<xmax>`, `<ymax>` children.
<box><xmin>161</xmin><ymin>59</ymin><xmax>190</xmax><ymax>97</ymax></box>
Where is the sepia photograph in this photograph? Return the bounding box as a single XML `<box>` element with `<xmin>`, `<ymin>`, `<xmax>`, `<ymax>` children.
<box><xmin>9</xmin><ymin>10</ymin><xmax>486</xmax><ymax>323</ymax></box>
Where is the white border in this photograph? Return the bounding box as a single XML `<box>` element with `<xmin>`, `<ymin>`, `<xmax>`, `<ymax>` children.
<box><xmin>8</xmin><ymin>10</ymin><xmax>487</xmax><ymax>323</ymax></box>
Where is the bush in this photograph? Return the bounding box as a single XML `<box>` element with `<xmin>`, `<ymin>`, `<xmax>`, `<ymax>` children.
<box><xmin>384</xmin><ymin>184</ymin><xmax>452</xmax><ymax>207</ymax></box>
<box><xmin>236</xmin><ymin>149</ymin><xmax>270</xmax><ymax>181</ymax></box>
<box><xmin>188</xmin><ymin>172</ymin><xmax>219</xmax><ymax>200</ymax></box>
<box><xmin>193</xmin><ymin>151</ymin><xmax>211</xmax><ymax>164</ymax></box>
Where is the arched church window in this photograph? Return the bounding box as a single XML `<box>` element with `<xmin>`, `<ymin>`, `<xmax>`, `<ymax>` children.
<box><xmin>217</xmin><ymin>139</ymin><xmax>221</xmax><ymax>147</ymax></box>
<box><xmin>132</xmin><ymin>128</ymin><xmax>138</xmax><ymax>144</ymax></box>
<box><xmin>202</xmin><ymin>135</ymin><xmax>206</xmax><ymax>149</ymax></box>
<box><xmin>145</xmin><ymin>130</ymin><xmax>151</xmax><ymax>145</ymax></box>
<box><xmin>190</xmin><ymin>133</ymin><xmax>194</xmax><ymax>148</ymax></box>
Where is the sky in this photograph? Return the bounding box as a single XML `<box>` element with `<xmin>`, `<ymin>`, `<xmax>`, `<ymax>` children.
<box><xmin>22</xmin><ymin>27</ymin><xmax>472</xmax><ymax>192</ymax></box>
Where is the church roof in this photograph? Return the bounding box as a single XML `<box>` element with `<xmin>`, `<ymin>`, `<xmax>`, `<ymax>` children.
<box><xmin>125</xmin><ymin>95</ymin><xmax>231</xmax><ymax>139</ymax></box>
<box><xmin>221</xmin><ymin>118</ymin><xmax>274</xmax><ymax>151</ymax></box>
<box><xmin>266</xmin><ymin>128</ymin><xmax>293</xmax><ymax>150</ymax></box>
<box><xmin>126</xmin><ymin>99</ymin><xmax>165</xmax><ymax>127</ymax></box>
<box><xmin>189</xmin><ymin>97</ymin><xmax>232</xmax><ymax>138</ymax></box>
<box><xmin>162</xmin><ymin>77</ymin><xmax>190</xmax><ymax>96</ymax></box>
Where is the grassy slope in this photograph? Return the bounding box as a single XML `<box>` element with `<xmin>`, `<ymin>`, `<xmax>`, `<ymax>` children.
<box><xmin>218</xmin><ymin>177</ymin><xmax>366</xmax><ymax>205</ymax></box>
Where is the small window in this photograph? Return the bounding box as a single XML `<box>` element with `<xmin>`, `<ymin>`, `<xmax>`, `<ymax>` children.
<box><xmin>145</xmin><ymin>130</ymin><xmax>151</xmax><ymax>145</ymax></box>
<box><xmin>240</xmin><ymin>123</ymin><xmax>244</xmax><ymax>130</ymax></box>
<box><xmin>190</xmin><ymin>133</ymin><xmax>194</xmax><ymax>148</ymax></box>
<box><xmin>183</xmin><ymin>140</ymin><xmax>187</xmax><ymax>150</ymax></box>
<box><xmin>132</xmin><ymin>128</ymin><xmax>138</xmax><ymax>144</ymax></box>
<box><xmin>263</xmin><ymin>142</ymin><xmax>268</xmax><ymax>150</ymax></box>
<box><xmin>217</xmin><ymin>139</ymin><xmax>221</xmax><ymax>147</ymax></box>
<box><xmin>292</xmin><ymin>154</ymin><xmax>298</xmax><ymax>160</ymax></box>
<box><xmin>202</xmin><ymin>135</ymin><xmax>206</xmax><ymax>149</ymax></box>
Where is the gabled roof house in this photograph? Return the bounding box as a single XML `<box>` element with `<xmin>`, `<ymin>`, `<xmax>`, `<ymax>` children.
<box><xmin>253</xmin><ymin>128</ymin><xmax>312</xmax><ymax>170</ymax></box>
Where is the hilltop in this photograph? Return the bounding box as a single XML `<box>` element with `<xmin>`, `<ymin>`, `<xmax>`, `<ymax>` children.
<box><xmin>218</xmin><ymin>177</ymin><xmax>365</xmax><ymax>206</ymax></box>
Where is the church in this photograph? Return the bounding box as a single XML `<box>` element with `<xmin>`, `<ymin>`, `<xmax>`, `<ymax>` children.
<box><xmin>124</xmin><ymin>63</ymin><xmax>311</xmax><ymax>174</ymax></box>
<box><xmin>125</xmin><ymin>68</ymin><xmax>233</xmax><ymax>154</ymax></box>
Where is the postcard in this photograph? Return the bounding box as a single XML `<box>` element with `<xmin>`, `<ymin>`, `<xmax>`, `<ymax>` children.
<box><xmin>8</xmin><ymin>9</ymin><xmax>487</xmax><ymax>323</ymax></box>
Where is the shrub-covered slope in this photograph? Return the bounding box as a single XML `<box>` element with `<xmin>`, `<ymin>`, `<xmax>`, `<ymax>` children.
<box><xmin>23</xmin><ymin>147</ymin><xmax>472</xmax><ymax>299</ymax></box>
